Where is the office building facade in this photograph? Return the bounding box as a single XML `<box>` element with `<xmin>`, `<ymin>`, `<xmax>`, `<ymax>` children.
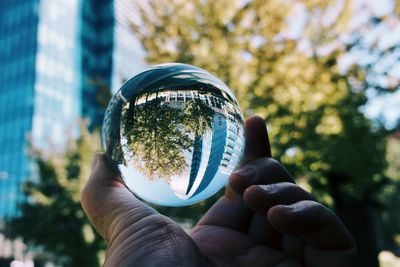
<box><xmin>0</xmin><ymin>0</ymin><xmax>143</xmax><ymax>218</ymax></box>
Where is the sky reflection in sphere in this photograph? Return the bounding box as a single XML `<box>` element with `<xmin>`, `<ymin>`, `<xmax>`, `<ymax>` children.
<box><xmin>102</xmin><ymin>63</ymin><xmax>245</xmax><ymax>206</ymax></box>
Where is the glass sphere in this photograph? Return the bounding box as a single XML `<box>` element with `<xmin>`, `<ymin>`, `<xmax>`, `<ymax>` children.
<box><xmin>102</xmin><ymin>63</ymin><xmax>244</xmax><ymax>206</ymax></box>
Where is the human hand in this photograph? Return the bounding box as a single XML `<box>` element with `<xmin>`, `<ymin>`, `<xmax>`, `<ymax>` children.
<box><xmin>81</xmin><ymin>116</ymin><xmax>357</xmax><ymax>266</ymax></box>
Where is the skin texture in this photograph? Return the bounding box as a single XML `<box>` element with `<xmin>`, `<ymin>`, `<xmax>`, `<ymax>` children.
<box><xmin>81</xmin><ymin>116</ymin><xmax>357</xmax><ymax>267</ymax></box>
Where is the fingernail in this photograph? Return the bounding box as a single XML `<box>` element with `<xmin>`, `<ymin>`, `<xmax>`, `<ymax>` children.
<box><xmin>233</xmin><ymin>167</ymin><xmax>255</xmax><ymax>179</ymax></box>
<box><xmin>258</xmin><ymin>184</ymin><xmax>273</xmax><ymax>191</ymax></box>
<box><xmin>274</xmin><ymin>204</ymin><xmax>294</xmax><ymax>212</ymax></box>
<box><xmin>281</xmin><ymin>204</ymin><xmax>297</xmax><ymax>212</ymax></box>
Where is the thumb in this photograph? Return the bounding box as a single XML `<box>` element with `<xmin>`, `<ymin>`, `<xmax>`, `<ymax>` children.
<box><xmin>85</xmin><ymin>153</ymin><xmax>124</xmax><ymax>188</ymax></box>
<box><xmin>81</xmin><ymin>153</ymin><xmax>157</xmax><ymax>242</ymax></box>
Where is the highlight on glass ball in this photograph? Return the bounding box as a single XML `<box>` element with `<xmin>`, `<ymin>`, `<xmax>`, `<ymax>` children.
<box><xmin>102</xmin><ymin>63</ymin><xmax>245</xmax><ymax>206</ymax></box>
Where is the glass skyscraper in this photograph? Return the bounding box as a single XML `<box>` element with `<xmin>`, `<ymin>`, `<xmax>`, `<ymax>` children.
<box><xmin>0</xmin><ymin>0</ymin><xmax>143</xmax><ymax>218</ymax></box>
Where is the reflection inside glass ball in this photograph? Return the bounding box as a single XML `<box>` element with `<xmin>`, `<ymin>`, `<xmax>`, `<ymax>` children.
<box><xmin>102</xmin><ymin>63</ymin><xmax>244</xmax><ymax>206</ymax></box>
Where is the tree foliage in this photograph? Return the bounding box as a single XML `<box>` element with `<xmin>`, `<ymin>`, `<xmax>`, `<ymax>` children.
<box><xmin>130</xmin><ymin>0</ymin><xmax>399</xmax><ymax>265</ymax></box>
<box><xmin>5</xmin><ymin>123</ymin><xmax>105</xmax><ymax>267</ymax></box>
<box><xmin>130</xmin><ymin>0</ymin><xmax>387</xmax><ymax>202</ymax></box>
<box><xmin>120</xmin><ymin>92</ymin><xmax>215</xmax><ymax>182</ymax></box>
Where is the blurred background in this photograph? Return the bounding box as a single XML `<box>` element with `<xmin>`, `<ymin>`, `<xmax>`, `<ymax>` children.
<box><xmin>0</xmin><ymin>0</ymin><xmax>399</xmax><ymax>266</ymax></box>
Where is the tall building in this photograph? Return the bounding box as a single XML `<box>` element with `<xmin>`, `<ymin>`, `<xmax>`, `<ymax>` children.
<box><xmin>81</xmin><ymin>0</ymin><xmax>115</xmax><ymax>128</ymax></box>
<box><xmin>0</xmin><ymin>0</ymin><xmax>39</xmax><ymax>219</ymax></box>
<box><xmin>0</xmin><ymin>0</ymin><xmax>143</xmax><ymax>219</ymax></box>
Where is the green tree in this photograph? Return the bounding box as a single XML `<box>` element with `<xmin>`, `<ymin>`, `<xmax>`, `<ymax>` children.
<box><xmin>120</xmin><ymin>91</ymin><xmax>215</xmax><ymax>182</ymax></box>
<box><xmin>5</xmin><ymin>123</ymin><xmax>105</xmax><ymax>267</ymax></box>
<box><xmin>130</xmin><ymin>1</ymin><xmax>399</xmax><ymax>266</ymax></box>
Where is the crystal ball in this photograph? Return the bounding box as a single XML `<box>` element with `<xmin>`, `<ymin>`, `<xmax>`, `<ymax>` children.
<box><xmin>102</xmin><ymin>63</ymin><xmax>244</xmax><ymax>206</ymax></box>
